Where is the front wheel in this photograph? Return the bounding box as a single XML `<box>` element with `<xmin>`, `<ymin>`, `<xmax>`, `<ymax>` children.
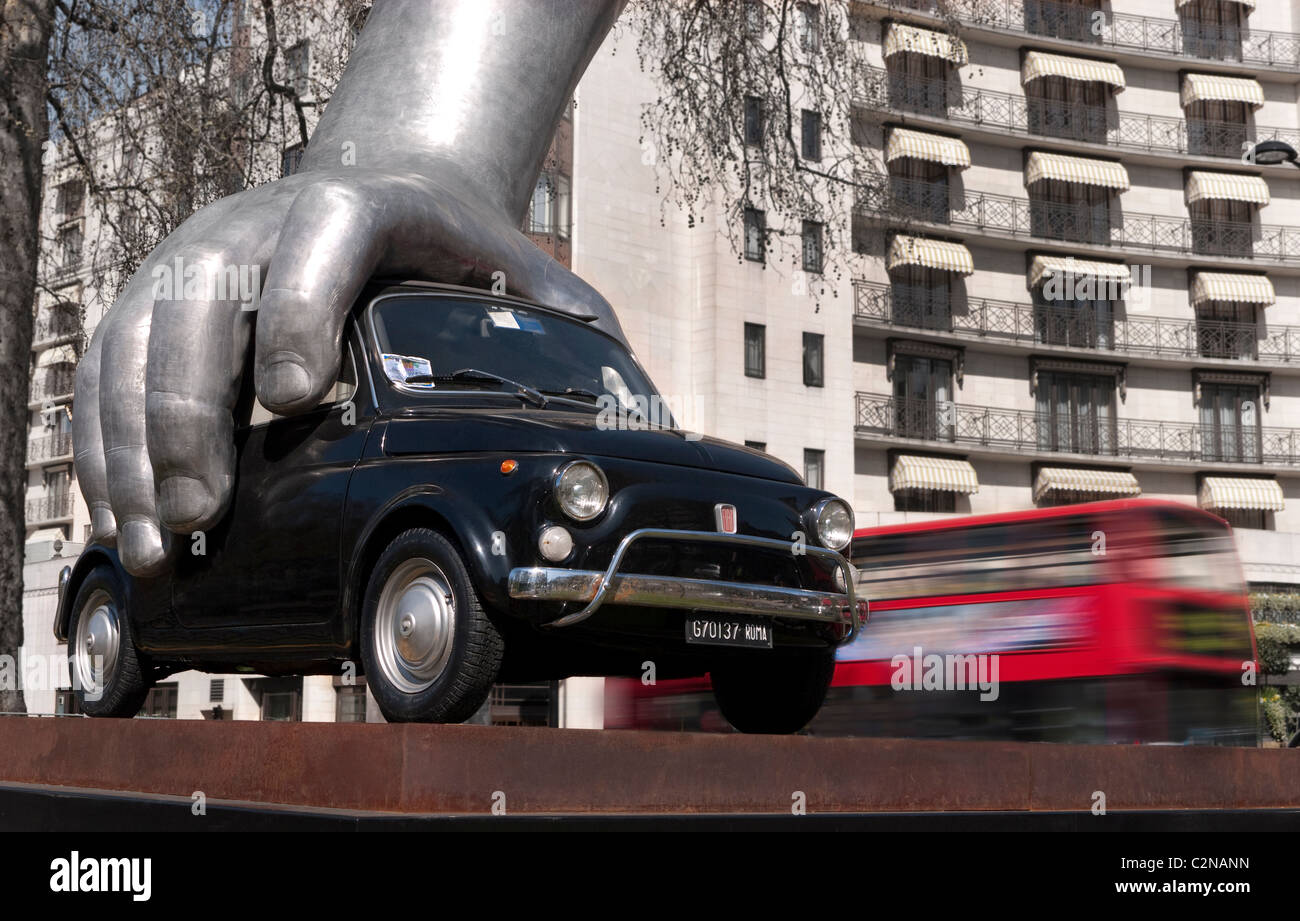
<box><xmin>67</xmin><ymin>565</ymin><xmax>151</xmax><ymax>717</ymax></box>
<box><xmin>360</xmin><ymin>528</ymin><xmax>504</xmax><ymax>723</ymax></box>
<box><xmin>709</xmin><ymin>648</ymin><xmax>836</xmax><ymax>734</ymax></box>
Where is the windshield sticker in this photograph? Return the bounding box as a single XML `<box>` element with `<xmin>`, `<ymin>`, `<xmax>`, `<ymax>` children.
<box><xmin>487</xmin><ymin>310</ymin><xmax>520</xmax><ymax>330</ymax></box>
<box><xmin>381</xmin><ymin>353</ymin><xmax>434</xmax><ymax>388</ymax></box>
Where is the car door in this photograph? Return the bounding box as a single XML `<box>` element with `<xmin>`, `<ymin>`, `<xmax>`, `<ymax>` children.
<box><xmin>172</xmin><ymin>336</ymin><xmax>373</xmax><ymax>628</ymax></box>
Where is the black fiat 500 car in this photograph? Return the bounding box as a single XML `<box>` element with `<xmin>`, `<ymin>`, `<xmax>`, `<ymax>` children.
<box><xmin>56</xmin><ymin>282</ymin><xmax>865</xmax><ymax>733</ymax></box>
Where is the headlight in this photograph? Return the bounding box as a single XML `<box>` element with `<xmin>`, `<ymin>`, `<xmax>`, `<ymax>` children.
<box><xmin>814</xmin><ymin>498</ymin><xmax>854</xmax><ymax>551</ymax></box>
<box><xmin>554</xmin><ymin>461</ymin><xmax>609</xmax><ymax>522</ymax></box>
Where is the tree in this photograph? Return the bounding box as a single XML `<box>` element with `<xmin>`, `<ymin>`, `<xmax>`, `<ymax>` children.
<box><xmin>0</xmin><ymin>0</ymin><xmax>54</xmax><ymax>716</ymax></box>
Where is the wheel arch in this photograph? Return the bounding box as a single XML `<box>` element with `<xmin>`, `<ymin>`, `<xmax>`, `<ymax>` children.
<box><xmin>54</xmin><ymin>547</ymin><xmax>128</xmax><ymax>643</ymax></box>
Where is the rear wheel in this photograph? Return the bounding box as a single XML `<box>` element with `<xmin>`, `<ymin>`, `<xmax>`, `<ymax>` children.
<box><xmin>710</xmin><ymin>648</ymin><xmax>836</xmax><ymax>734</ymax></box>
<box><xmin>68</xmin><ymin>565</ymin><xmax>151</xmax><ymax>717</ymax></box>
<box><xmin>360</xmin><ymin>528</ymin><xmax>504</xmax><ymax>722</ymax></box>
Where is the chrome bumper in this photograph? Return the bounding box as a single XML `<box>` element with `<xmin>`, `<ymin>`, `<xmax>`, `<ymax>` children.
<box><xmin>507</xmin><ymin>528</ymin><xmax>866</xmax><ymax>642</ymax></box>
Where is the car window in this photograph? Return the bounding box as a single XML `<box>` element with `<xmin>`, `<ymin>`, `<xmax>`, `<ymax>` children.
<box><xmin>249</xmin><ymin>340</ymin><xmax>358</xmax><ymax>426</ymax></box>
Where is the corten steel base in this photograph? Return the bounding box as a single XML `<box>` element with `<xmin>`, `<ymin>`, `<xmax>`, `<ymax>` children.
<box><xmin>0</xmin><ymin>718</ymin><xmax>1297</xmax><ymax>817</ymax></box>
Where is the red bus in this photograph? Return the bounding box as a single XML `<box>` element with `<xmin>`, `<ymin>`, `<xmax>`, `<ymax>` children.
<box><xmin>605</xmin><ymin>499</ymin><xmax>1260</xmax><ymax>745</ymax></box>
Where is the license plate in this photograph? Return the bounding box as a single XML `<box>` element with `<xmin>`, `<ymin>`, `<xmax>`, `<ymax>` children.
<box><xmin>684</xmin><ymin>614</ymin><xmax>773</xmax><ymax>649</ymax></box>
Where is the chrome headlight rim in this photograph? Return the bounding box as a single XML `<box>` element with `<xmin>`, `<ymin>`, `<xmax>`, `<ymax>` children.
<box><xmin>553</xmin><ymin>460</ymin><xmax>610</xmax><ymax>523</ymax></box>
<box><xmin>812</xmin><ymin>497</ymin><xmax>854</xmax><ymax>552</ymax></box>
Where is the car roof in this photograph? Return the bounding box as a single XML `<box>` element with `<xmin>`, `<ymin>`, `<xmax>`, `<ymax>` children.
<box><xmin>361</xmin><ymin>278</ymin><xmax>600</xmax><ymax>322</ymax></box>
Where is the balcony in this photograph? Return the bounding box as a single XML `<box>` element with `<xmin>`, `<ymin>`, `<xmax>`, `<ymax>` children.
<box><xmin>855</xmin><ymin>0</ymin><xmax>1300</xmax><ymax>70</ymax></box>
<box><xmin>27</xmin><ymin>433</ymin><xmax>74</xmax><ymax>465</ymax></box>
<box><xmin>856</xmin><ymin>66</ymin><xmax>1299</xmax><ymax>160</ymax></box>
<box><xmin>854</xmin><ymin>280</ymin><xmax>1300</xmax><ymax>365</ymax></box>
<box><xmin>29</xmin><ymin>367</ymin><xmax>76</xmax><ymax>404</ymax></box>
<box><xmin>855</xmin><ymin>391</ymin><xmax>1300</xmax><ymax>466</ymax></box>
<box><xmin>855</xmin><ymin>180</ymin><xmax>1300</xmax><ymax>263</ymax></box>
<box><xmin>26</xmin><ymin>493</ymin><xmax>73</xmax><ymax>525</ymax></box>
<box><xmin>32</xmin><ymin>316</ymin><xmax>81</xmax><ymax>348</ymax></box>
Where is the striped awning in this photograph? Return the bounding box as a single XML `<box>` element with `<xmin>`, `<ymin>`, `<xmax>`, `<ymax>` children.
<box><xmin>1186</xmin><ymin>171</ymin><xmax>1270</xmax><ymax>205</ymax></box>
<box><xmin>890</xmin><ymin>455</ymin><xmax>979</xmax><ymax>494</ymax></box>
<box><xmin>883</xmin><ymin>23</ymin><xmax>967</xmax><ymax>65</ymax></box>
<box><xmin>1021</xmin><ymin>51</ymin><xmax>1126</xmax><ymax>94</ymax></box>
<box><xmin>1190</xmin><ymin>272</ymin><xmax>1276</xmax><ymax>307</ymax></box>
<box><xmin>886</xmin><ymin>128</ymin><xmax>971</xmax><ymax>169</ymax></box>
<box><xmin>1033</xmin><ymin>468</ymin><xmax>1140</xmax><ymax>502</ymax></box>
<box><xmin>1199</xmin><ymin>477</ymin><xmax>1284</xmax><ymax>512</ymax></box>
<box><xmin>35</xmin><ymin>344</ymin><xmax>78</xmax><ymax>368</ymax></box>
<box><xmin>1181</xmin><ymin>73</ymin><xmax>1265</xmax><ymax>110</ymax></box>
<box><xmin>887</xmin><ymin>235</ymin><xmax>974</xmax><ymax>275</ymax></box>
<box><xmin>1025</xmin><ymin>151</ymin><xmax>1130</xmax><ymax>191</ymax></box>
<box><xmin>1176</xmin><ymin>0</ymin><xmax>1255</xmax><ymax>10</ymax></box>
<box><xmin>1029</xmin><ymin>255</ymin><xmax>1130</xmax><ymax>289</ymax></box>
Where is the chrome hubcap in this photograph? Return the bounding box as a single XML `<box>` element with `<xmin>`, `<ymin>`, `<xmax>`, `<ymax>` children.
<box><xmin>374</xmin><ymin>558</ymin><xmax>456</xmax><ymax>694</ymax></box>
<box><xmin>74</xmin><ymin>590</ymin><xmax>120</xmax><ymax>695</ymax></box>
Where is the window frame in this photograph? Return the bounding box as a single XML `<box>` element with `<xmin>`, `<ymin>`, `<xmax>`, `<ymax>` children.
<box><xmin>744</xmin><ymin>322</ymin><xmax>767</xmax><ymax>379</ymax></box>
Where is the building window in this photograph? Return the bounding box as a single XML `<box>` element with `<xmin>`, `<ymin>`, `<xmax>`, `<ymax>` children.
<box><xmin>1029</xmin><ymin>180</ymin><xmax>1113</xmax><ymax>245</ymax></box>
<box><xmin>1024</xmin><ymin>0</ymin><xmax>1102</xmax><ymax>43</ymax></box>
<box><xmin>55</xmin><ymin>689</ymin><xmax>82</xmax><ymax>716</ymax></box>
<box><xmin>1179</xmin><ymin>0</ymin><xmax>1244</xmax><ymax>61</ymax></box>
<box><xmin>1032</xmin><ymin>287</ymin><xmax>1115</xmax><ymax>350</ymax></box>
<box><xmin>1025</xmin><ymin>76</ymin><xmax>1107</xmax><ymax>144</ymax></box>
<box><xmin>744</xmin><ymin>322</ymin><xmax>766</xmax><ymax>378</ymax></box>
<box><xmin>744</xmin><ymin>95</ymin><xmax>764</xmax><ymax>146</ymax></box>
<box><xmin>56</xmin><ymin>180</ymin><xmax>85</xmax><ymax>222</ymax></box>
<box><xmin>894</xmin><ymin>489</ymin><xmax>956</xmax><ymax>513</ymax></box>
<box><xmin>1186</xmin><ymin>100</ymin><xmax>1248</xmax><ymax>158</ymax></box>
<box><xmin>802</xmin><ymin>220</ymin><xmax>824</xmax><ymax>273</ymax></box>
<box><xmin>888</xmin><ymin>156</ymin><xmax>949</xmax><ymax>224</ymax></box>
<box><xmin>804</xmin><ymin>449</ymin><xmax>825</xmax><ymax>489</ymax></box>
<box><xmin>886</xmin><ymin>50</ymin><xmax>949</xmax><ymax>116</ymax></box>
<box><xmin>744</xmin><ymin>440</ymin><xmax>767</xmax><ymax>452</ymax></box>
<box><xmin>801</xmin><ymin>109</ymin><xmax>822</xmax><ymax>162</ymax></box>
<box><xmin>1190</xmin><ymin>198</ymin><xmax>1253</xmax><ymax>257</ymax></box>
<box><xmin>744</xmin><ymin>207</ymin><xmax>765</xmax><ymax>262</ymax></box>
<box><xmin>281</xmin><ymin>144</ymin><xmax>305</xmax><ymax>178</ymax></box>
<box><xmin>57</xmin><ymin>224</ymin><xmax>83</xmax><ymax>271</ymax></box>
<box><xmin>893</xmin><ymin>354</ymin><xmax>954</xmax><ymax>440</ymax></box>
<box><xmin>797</xmin><ymin>3</ymin><xmax>820</xmax><ymax>51</ymax></box>
<box><xmin>803</xmin><ymin>332</ymin><xmax>824</xmax><ymax>387</ymax></box>
<box><xmin>1220</xmin><ymin>508</ymin><xmax>1267</xmax><ymax>530</ymax></box>
<box><xmin>1196</xmin><ymin>302</ymin><xmax>1257</xmax><ymax>360</ymax></box>
<box><xmin>528</xmin><ymin>174</ymin><xmax>555</xmax><ymax>234</ymax></box>
<box><xmin>744</xmin><ymin>0</ymin><xmax>763</xmax><ymax>37</ymax></box>
<box><xmin>140</xmin><ymin>682</ymin><xmax>178</xmax><ymax>719</ymax></box>
<box><xmin>286</xmin><ymin>39</ymin><xmax>311</xmax><ymax>96</ymax></box>
<box><xmin>259</xmin><ymin>678</ymin><xmax>301</xmax><ymax>721</ymax></box>
<box><xmin>1036</xmin><ymin>372</ymin><xmax>1117</xmax><ymax>455</ymax></box>
<box><xmin>555</xmin><ymin>174</ymin><xmax>572</xmax><ymax>240</ymax></box>
<box><xmin>1200</xmin><ymin>382</ymin><xmax>1261</xmax><ymax>463</ymax></box>
<box><xmin>336</xmin><ymin>683</ymin><xmax>368</xmax><ymax>722</ymax></box>
<box><xmin>889</xmin><ymin>265</ymin><xmax>951</xmax><ymax>330</ymax></box>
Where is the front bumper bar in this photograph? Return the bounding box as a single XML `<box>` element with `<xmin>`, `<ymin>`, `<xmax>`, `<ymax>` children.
<box><xmin>507</xmin><ymin>527</ymin><xmax>866</xmax><ymax>642</ymax></box>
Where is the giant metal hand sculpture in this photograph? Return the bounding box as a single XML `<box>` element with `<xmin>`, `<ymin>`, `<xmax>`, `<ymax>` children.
<box><xmin>74</xmin><ymin>0</ymin><xmax>626</xmax><ymax>576</ymax></box>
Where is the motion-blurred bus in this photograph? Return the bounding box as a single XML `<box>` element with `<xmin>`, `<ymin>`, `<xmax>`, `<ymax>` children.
<box><xmin>606</xmin><ymin>499</ymin><xmax>1260</xmax><ymax>745</ymax></box>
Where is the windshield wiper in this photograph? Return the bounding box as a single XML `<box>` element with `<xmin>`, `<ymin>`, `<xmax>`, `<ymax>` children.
<box><xmin>538</xmin><ymin>387</ymin><xmax>602</xmax><ymax>404</ymax></box>
<box><xmin>405</xmin><ymin>368</ymin><xmax>548</xmax><ymax>408</ymax></box>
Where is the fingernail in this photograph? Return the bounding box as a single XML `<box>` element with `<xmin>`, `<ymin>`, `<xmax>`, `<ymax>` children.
<box><xmin>262</xmin><ymin>359</ymin><xmax>311</xmax><ymax>409</ymax></box>
<box><xmin>91</xmin><ymin>507</ymin><xmax>117</xmax><ymax>543</ymax></box>
<box><xmin>119</xmin><ymin>519</ymin><xmax>168</xmax><ymax>577</ymax></box>
<box><xmin>158</xmin><ymin>476</ymin><xmax>210</xmax><ymax>530</ymax></box>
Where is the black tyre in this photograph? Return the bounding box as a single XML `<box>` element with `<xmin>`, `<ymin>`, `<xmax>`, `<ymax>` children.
<box><xmin>360</xmin><ymin>528</ymin><xmax>504</xmax><ymax>722</ymax></box>
<box><xmin>67</xmin><ymin>565</ymin><xmax>151</xmax><ymax>718</ymax></box>
<box><xmin>710</xmin><ymin>647</ymin><xmax>836</xmax><ymax>734</ymax></box>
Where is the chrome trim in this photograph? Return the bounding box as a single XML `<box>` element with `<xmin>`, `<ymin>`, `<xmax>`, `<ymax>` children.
<box><xmin>713</xmin><ymin>502</ymin><xmax>737</xmax><ymax>534</ymax></box>
<box><xmin>54</xmin><ymin>565</ymin><xmax>72</xmax><ymax>641</ymax></box>
<box><xmin>509</xmin><ymin>527</ymin><xmax>864</xmax><ymax>641</ymax></box>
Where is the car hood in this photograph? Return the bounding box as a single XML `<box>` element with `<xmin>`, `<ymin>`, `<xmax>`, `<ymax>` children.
<box><xmin>382</xmin><ymin>407</ymin><xmax>803</xmax><ymax>484</ymax></box>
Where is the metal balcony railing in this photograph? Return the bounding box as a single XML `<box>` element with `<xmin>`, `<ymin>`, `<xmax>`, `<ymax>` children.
<box><xmin>857</xmin><ymin>0</ymin><xmax>1300</xmax><ymax>69</ymax></box>
<box><xmin>26</xmin><ymin>493</ymin><xmax>73</xmax><ymax>524</ymax></box>
<box><xmin>855</xmin><ymin>179</ymin><xmax>1299</xmax><ymax>261</ymax></box>
<box><xmin>854</xmin><ymin>280</ymin><xmax>1300</xmax><ymax>363</ymax></box>
<box><xmin>856</xmin><ymin>66</ymin><xmax>1300</xmax><ymax>159</ymax></box>
<box><xmin>32</xmin><ymin>316</ymin><xmax>81</xmax><ymax>346</ymax></box>
<box><xmin>29</xmin><ymin>367</ymin><xmax>77</xmax><ymax>403</ymax></box>
<box><xmin>27</xmin><ymin>433</ymin><xmax>74</xmax><ymax>465</ymax></box>
<box><xmin>855</xmin><ymin>391</ymin><xmax>1300</xmax><ymax>464</ymax></box>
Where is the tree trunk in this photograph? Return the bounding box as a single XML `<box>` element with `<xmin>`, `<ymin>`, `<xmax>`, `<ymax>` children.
<box><xmin>0</xmin><ymin>0</ymin><xmax>53</xmax><ymax>715</ymax></box>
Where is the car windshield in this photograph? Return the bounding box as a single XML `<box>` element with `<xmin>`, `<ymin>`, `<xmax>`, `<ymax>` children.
<box><xmin>369</xmin><ymin>295</ymin><xmax>663</xmax><ymax>417</ymax></box>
